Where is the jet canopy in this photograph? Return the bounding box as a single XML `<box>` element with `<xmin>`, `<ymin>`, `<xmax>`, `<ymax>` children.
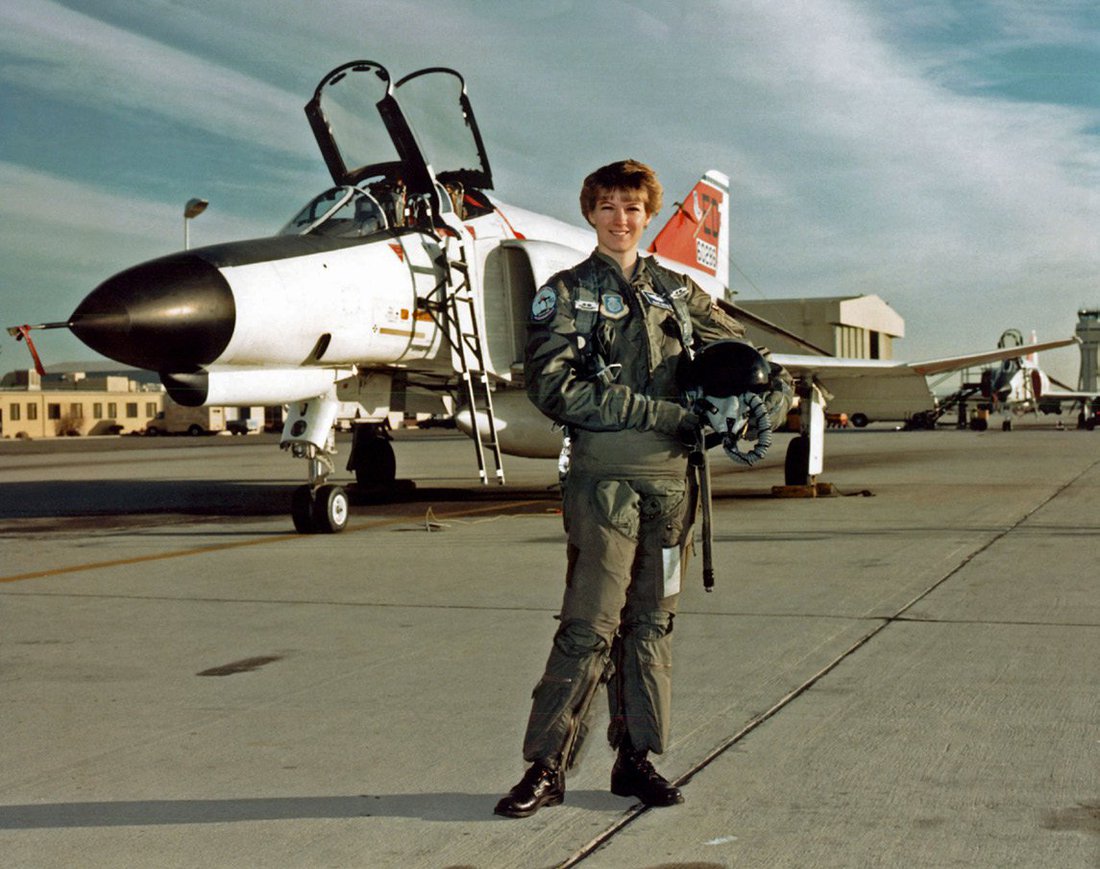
<box><xmin>305</xmin><ymin>61</ymin><xmax>493</xmax><ymax>220</ymax></box>
<box><xmin>278</xmin><ymin>185</ymin><xmax>391</xmax><ymax>238</ymax></box>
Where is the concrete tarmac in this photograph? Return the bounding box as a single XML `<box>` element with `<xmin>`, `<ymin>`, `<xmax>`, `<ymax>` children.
<box><xmin>1</xmin><ymin>425</ymin><xmax>1097</xmax><ymax>868</ymax></box>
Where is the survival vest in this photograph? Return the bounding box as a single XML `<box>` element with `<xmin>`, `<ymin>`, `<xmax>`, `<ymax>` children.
<box><xmin>569</xmin><ymin>258</ymin><xmax>695</xmax><ymax>385</ymax></box>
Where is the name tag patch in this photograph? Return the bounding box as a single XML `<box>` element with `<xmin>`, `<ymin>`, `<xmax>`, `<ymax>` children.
<box><xmin>641</xmin><ymin>290</ymin><xmax>673</xmax><ymax>311</ymax></box>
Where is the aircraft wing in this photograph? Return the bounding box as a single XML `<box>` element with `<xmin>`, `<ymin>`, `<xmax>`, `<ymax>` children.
<box><xmin>906</xmin><ymin>337</ymin><xmax>1079</xmax><ymax>376</ymax></box>
<box><xmin>1035</xmin><ymin>386</ymin><xmax>1100</xmax><ymax>403</ymax></box>
<box><xmin>772</xmin><ymin>336</ymin><xmax>1079</xmax><ymax>381</ymax></box>
<box><xmin>770</xmin><ymin>354</ymin><xmax>915</xmax><ymax>380</ymax></box>
<box><xmin>770</xmin><ymin>336</ymin><xmax>1080</xmax><ymax>424</ymax></box>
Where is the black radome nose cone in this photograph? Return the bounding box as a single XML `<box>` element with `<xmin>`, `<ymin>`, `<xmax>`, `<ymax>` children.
<box><xmin>70</xmin><ymin>254</ymin><xmax>235</xmax><ymax>371</ymax></box>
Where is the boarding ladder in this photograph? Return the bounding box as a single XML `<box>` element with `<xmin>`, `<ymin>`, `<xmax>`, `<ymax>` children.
<box><xmin>420</xmin><ymin>226</ymin><xmax>506</xmax><ymax>485</ymax></box>
<box><xmin>905</xmin><ymin>382</ymin><xmax>983</xmax><ymax>430</ymax></box>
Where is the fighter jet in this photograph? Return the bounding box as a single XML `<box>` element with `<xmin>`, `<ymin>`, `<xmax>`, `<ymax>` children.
<box><xmin>10</xmin><ymin>61</ymin><xmax>750</xmax><ymax>531</ymax></box>
<box><xmin>983</xmin><ymin>331</ymin><xmax>1099</xmax><ymax>429</ymax></box>
<box><xmin>7</xmin><ymin>60</ymin><xmax>1078</xmax><ymax>530</ymax></box>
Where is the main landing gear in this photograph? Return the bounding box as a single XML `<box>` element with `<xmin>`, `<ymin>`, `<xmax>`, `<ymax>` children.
<box><xmin>784</xmin><ymin>434</ymin><xmax>811</xmax><ymax>487</ymax></box>
<box><xmin>347</xmin><ymin>422</ymin><xmax>397</xmax><ymax>490</ymax></box>
<box><xmin>780</xmin><ymin>379</ymin><xmax>828</xmax><ymax>491</ymax></box>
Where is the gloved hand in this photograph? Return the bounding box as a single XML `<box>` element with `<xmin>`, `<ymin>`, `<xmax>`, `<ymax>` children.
<box><xmin>646</xmin><ymin>399</ymin><xmax>701</xmax><ymax>447</ymax></box>
<box><xmin>747</xmin><ymin>363</ymin><xmax>794</xmax><ymax>438</ymax></box>
<box><xmin>675</xmin><ymin>410</ymin><xmax>703</xmax><ymax>449</ymax></box>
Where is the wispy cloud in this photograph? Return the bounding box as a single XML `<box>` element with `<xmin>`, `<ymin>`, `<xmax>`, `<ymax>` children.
<box><xmin>0</xmin><ymin>161</ymin><xmax>272</xmax><ymax>338</ymax></box>
<box><xmin>0</xmin><ymin>161</ymin><xmax>271</xmax><ymax>244</ymax></box>
<box><xmin>0</xmin><ymin>0</ymin><xmax>311</xmax><ymax>155</ymax></box>
<box><xmin>1</xmin><ymin>0</ymin><xmax>1096</xmax><ymax>379</ymax></box>
<box><xmin>609</xmin><ymin>1</ymin><xmax>1099</xmax><ymax>365</ymax></box>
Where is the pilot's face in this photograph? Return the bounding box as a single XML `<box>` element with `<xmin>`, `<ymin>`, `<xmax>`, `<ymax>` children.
<box><xmin>589</xmin><ymin>188</ymin><xmax>651</xmax><ymax>260</ymax></box>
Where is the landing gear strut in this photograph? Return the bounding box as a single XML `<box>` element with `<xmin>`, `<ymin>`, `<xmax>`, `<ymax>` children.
<box><xmin>783</xmin><ymin>380</ymin><xmax>826</xmax><ymax>487</ymax></box>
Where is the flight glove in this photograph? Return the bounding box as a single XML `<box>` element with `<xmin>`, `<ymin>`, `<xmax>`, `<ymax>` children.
<box><xmin>641</xmin><ymin>398</ymin><xmax>701</xmax><ymax>447</ymax></box>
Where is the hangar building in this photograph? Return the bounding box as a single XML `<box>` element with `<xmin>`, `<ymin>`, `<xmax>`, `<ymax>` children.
<box><xmin>736</xmin><ymin>294</ymin><xmax>905</xmax><ymax>359</ymax></box>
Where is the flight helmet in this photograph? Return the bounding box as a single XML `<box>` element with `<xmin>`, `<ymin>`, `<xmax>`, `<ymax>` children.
<box><xmin>682</xmin><ymin>341</ymin><xmax>774</xmax><ymax>465</ymax></box>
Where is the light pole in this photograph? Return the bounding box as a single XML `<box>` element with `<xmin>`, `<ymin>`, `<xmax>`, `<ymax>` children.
<box><xmin>183</xmin><ymin>198</ymin><xmax>208</xmax><ymax>250</ymax></box>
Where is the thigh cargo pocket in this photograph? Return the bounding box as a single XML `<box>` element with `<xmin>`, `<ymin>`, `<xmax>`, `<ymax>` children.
<box><xmin>634</xmin><ymin>478</ymin><xmax>690</xmax><ymax>547</ymax></box>
<box><xmin>591</xmin><ymin>479</ymin><xmax>642</xmax><ymax>540</ymax></box>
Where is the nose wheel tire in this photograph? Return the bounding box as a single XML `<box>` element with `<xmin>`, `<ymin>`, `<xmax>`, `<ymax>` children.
<box><xmin>291</xmin><ymin>483</ymin><xmax>350</xmax><ymax>533</ymax></box>
<box><xmin>313</xmin><ymin>484</ymin><xmax>350</xmax><ymax>533</ymax></box>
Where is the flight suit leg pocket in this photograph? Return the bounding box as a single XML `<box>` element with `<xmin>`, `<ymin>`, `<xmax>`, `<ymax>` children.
<box><xmin>592</xmin><ymin>480</ymin><xmax>641</xmax><ymax>540</ymax></box>
<box><xmin>635</xmin><ymin>479</ymin><xmax>688</xmax><ymax>600</ymax></box>
<box><xmin>636</xmin><ymin>479</ymin><xmax>688</xmax><ymax>548</ymax></box>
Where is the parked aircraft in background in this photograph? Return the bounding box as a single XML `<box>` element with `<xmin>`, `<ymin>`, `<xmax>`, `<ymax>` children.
<box><xmin>6</xmin><ymin>60</ymin><xmax>1080</xmax><ymax>531</ymax></box>
<box><xmin>769</xmin><ymin>336</ymin><xmax>1078</xmax><ymax>430</ymax></box>
<box><xmin>985</xmin><ymin>331</ymin><xmax>1098</xmax><ymax>430</ymax></box>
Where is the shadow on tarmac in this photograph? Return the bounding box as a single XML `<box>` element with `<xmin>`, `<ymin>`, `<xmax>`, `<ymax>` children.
<box><xmin>0</xmin><ymin>480</ymin><xmax>298</xmax><ymax>520</ymax></box>
<box><xmin>0</xmin><ymin>789</ymin><xmax>630</xmax><ymax>827</ymax></box>
<box><xmin>0</xmin><ymin>480</ymin><xmax>562</xmax><ymax>522</ymax></box>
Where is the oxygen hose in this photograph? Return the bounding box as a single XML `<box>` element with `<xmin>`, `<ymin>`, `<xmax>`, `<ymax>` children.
<box><xmin>722</xmin><ymin>392</ymin><xmax>773</xmax><ymax>466</ymax></box>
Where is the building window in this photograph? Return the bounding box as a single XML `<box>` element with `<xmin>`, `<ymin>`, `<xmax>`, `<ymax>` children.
<box><xmin>93</xmin><ymin>403</ymin><xmax>103</xmax><ymax>419</ymax></box>
<box><xmin>126</xmin><ymin>402</ymin><xmax>138</xmax><ymax>418</ymax></box>
<box><xmin>70</xmin><ymin>403</ymin><xmax>84</xmax><ymax>419</ymax></box>
<box><xmin>27</xmin><ymin>403</ymin><xmax>38</xmax><ymax>421</ymax></box>
<box><xmin>145</xmin><ymin>401</ymin><xmax>157</xmax><ymax>417</ymax></box>
<box><xmin>9</xmin><ymin>404</ymin><xmax>20</xmax><ymax>421</ymax></box>
<box><xmin>108</xmin><ymin>402</ymin><xmax>118</xmax><ymax>418</ymax></box>
<box><xmin>48</xmin><ymin>403</ymin><xmax>61</xmax><ymax>420</ymax></box>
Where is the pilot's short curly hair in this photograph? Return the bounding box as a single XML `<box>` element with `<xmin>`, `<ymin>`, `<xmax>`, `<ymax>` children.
<box><xmin>579</xmin><ymin>159</ymin><xmax>663</xmax><ymax>222</ymax></box>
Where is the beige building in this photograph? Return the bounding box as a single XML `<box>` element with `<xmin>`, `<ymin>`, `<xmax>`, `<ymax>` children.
<box><xmin>0</xmin><ymin>369</ymin><xmax>164</xmax><ymax>439</ymax></box>
<box><xmin>737</xmin><ymin>294</ymin><xmax>905</xmax><ymax>360</ymax></box>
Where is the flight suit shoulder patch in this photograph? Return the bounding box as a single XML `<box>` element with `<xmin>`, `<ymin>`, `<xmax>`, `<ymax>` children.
<box><xmin>599</xmin><ymin>293</ymin><xmax>628</xmax><ymax>320</ymax></box>
<box><xmin>531</xmin><ymin>285</ymin><xmax>557</xmax><ymax>321</ymax></box>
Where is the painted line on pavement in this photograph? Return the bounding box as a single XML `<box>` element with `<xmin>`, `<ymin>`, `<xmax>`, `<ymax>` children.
<box><xmin>0</xmin><ymin>500</ymin><xmax>542</xmax><ymax>585</ymax></box>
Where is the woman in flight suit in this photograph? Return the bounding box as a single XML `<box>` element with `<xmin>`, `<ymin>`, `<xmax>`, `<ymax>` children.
<box><xmin>494</xmin><ymin>160</ymin><xmax>745</xmax><ymax>818</ymax></box>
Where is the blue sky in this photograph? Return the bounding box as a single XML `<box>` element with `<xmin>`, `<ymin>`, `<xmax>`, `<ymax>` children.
<box><xmin>2</xmin><ymin>0</ymin><xmax>1097</xmax><ymax>383</ymax></box>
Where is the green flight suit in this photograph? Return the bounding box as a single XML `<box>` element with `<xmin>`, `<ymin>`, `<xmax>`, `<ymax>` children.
<box><xmin>521</xmin><ymin>250</ymin><xmax>744</xmax><ymax>768</ymax></box>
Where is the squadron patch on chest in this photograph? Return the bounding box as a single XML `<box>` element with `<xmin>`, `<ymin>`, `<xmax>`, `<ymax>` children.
<box><xmin>641</xmin><ymin>290</ymin><xmax>673</xmax><ymax>311</ymax></box>
<box><xmin>599</xmin><ymin>293</ymin><xmax>628</xmax><ymax>320</ymax></box>
<box><xmin>531</xmin><ymin>286</ymin><xmax>557</xmax><ymax>321</ymax></box>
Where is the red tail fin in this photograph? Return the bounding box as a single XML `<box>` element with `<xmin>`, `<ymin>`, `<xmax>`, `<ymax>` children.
<box><xmin>648</xmin><ymin>170</ymin><xmax>729</xmax><ymax>288</ymax></box>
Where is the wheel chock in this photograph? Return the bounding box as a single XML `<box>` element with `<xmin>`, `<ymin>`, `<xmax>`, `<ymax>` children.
<box><xmin>770</xmin><ymin>482</ymin><xmax>839</xmax><ymax>498</ymax></box>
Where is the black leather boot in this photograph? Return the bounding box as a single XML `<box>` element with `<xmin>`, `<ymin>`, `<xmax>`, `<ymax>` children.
<box><xmin>494</xmin><ymin>763</ymin><xmax>565</xmax><ymax>818</ymax></box>
<box><xmin>610</xmin><ymin>748</ymin><xmax>684</xmax><ymax>807</ymax></box>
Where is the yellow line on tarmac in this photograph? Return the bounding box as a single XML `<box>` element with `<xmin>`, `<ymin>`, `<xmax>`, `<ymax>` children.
<box><xmin>0</xmin><ymin>500</ymin><xmax>543</xmax><ymax>585</ymax></box>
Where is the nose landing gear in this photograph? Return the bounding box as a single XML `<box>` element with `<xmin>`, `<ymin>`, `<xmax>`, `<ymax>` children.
<box><xmin>292</xmin><ymin>479</ymin><xmax>350</xmax><ymax>533</ymax></box>
<box><xmin>282</xmin><ymin>393</ymin><xmax>350</xmax><ymax>534</ymax></box>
